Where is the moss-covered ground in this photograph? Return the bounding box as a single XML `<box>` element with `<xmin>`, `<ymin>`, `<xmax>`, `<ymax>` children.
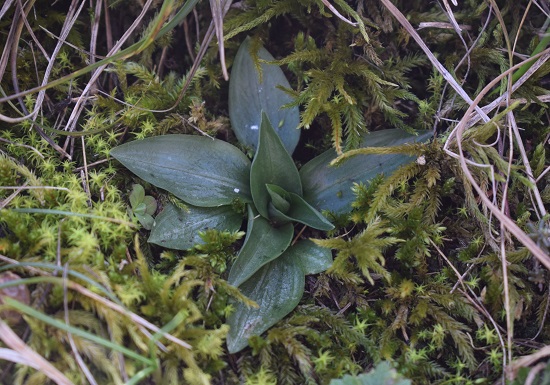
<box><xmin>1</xmin><ymin>0</ymin><xmax>550</xmax><ymax>384</ymax></box>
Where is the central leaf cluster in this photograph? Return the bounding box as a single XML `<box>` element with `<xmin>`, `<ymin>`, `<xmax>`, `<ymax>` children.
<box><xmin>249</xmin><ymin>112</ymin><xmax>334</xmax><ymax>231</ymax></box>
<box><xmin>110</xmin><ymin>110</ymin><xmax>335</xmax><ymax>354</ymax></box>
<box><xmin>225</xmin><ymin>112</ymin><xmax>334</xmax><ymax>291</ymax></box>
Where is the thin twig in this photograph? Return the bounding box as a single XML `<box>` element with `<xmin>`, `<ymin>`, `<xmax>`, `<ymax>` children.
<box><xmin>0</xmin><ymin>137</ymin><xmax>44</xmax><ymax>158</ymax></box>
<box><xmin>430</xmin><ymin>239</ymin><xmax>507</xmax><ymax>370</ymax></box>
<box><xmin>80</xmin><ymin>136</ymin><xmax>92</xmax><ymax>207</ymax></box>
<box><xmin>73</xmin><ymin>158</ymin><xmax>109</xmax><ymax>172</ymax></box>
<box><xmin>89</xmin><ymin>0</ymin><xmax>103</xmax><ymax>95</ymax></box>
<box><xmin>0</xmin><ymin>182</ymin><xmax>27</xmax><ymax>210</ymax></box>
<box><xmin>210</xmin><ymin>0</ymin><xmax>233</xmax><ymax>80</ymax></box>
<box><xmin>530</xmin><ymin>284</ymin><xmax>550</xmax><ymax>341</ymax></box>
<box><xmin>464</xmin><ymin>50</ymin><xmax>550</xmax><ymax>130</ymax></box>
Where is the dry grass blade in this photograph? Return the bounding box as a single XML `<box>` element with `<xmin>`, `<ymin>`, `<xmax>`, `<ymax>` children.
<box><xmin>0</xmin><ymin>254</ymin><xmax>192</xmax><ymax>350</ymax></box>
<box><xmin>450</xmin><ymin>50</ymin><xmax>550</xmax><ymax>267</ymax></box>
<box><xmin>0</xmin><ymin>183</ymin><xmax>27</xmax><ymax>210</ymax></box>
<box><xmin>0</xmin><ymin>321</ymin><xmax>74</xmax><ymax>385</ymax></box>
<box><xmin>0</xmin><ymin>0</ymin><xmax>15</xmax><ymax>20</ymax></box>
<box><xmin>62</xmin><ymin>264</ymin><xmax>98</xmax><ymax>385</ymax></box>
<box><xmin>508</xmin><ymin>112</ymin><xmax>547</xmax><ymax>218</ymax></box>
<box><xmin>0</xmin><ymin>0</ymin><xmax>72</xmax><ymax>158</ymax></box>
<box><xmin>210</xmin><ymin>0</ymin><xmax>232</xmax><ymax>80</ymax></box>
<box><xmin>321</xmin><ymin>0</ymin><xmax>357</xmax><ymax>26</ymax></box>
<box><xmin>382</xmin><ymin>0</ymin><xmax>550</xmax><ymax>268</ymax></box>
<box><xmin>508</xmin><ymin>345</ymin><xmax>550</xmax><ymax>379</ymax></box>
<box><xmin>64</xmin><ymin>0</ymin><xmax>156</xmax><ymax>134</ymax></box>
<box><xmin>30</xmin><ymin>0</ymin><xmax>86</xmax><ymax>126</ymax></box>
<box><xmin>0</xmin><ymin>0</ymin><xmax>188</xmax><ymax>107</ymax></box>
<box><xmin>465</xmin><ymin>50</ymin><xmax>550</xmax><ymax>130</ymax></box>
<box><xmin>441</xmin><ymin>0</ymin><xmax>463</xmax><ymax>32</ymax></box>
<box><xmin>382</xmin><ymin>1</ymin><xmax>550</xmax><ymax>377</ymax></box>
<box><xmin>380</xmin><ymin>0</ymin><xmax>490</xmax><ymax>124</ymax></box>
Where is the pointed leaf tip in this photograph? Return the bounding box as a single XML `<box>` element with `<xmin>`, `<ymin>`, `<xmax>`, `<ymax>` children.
<box><xmin>226</xmin><ymin>248</ymin><xmax>305</xmax><ymax>353</ymax></box>
<box><xmin>229</xmin><ymin>36</ymin><xmax>300</xmax><ymax>154</ymax></box>
<box><xmin>227</xmin><ymin>209</ymin><xmax>293</xmax><ymax>288</ymax></box>
<box><xmin>300</xmin><ymin>129</ymin><xmax>433</xmax><ymax>215</ymax></box>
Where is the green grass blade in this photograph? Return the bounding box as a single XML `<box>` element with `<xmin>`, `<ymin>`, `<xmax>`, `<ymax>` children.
<box><xmin>3</xmin><ymin>297</ymin><xmax>153</xmax><ymax>365</ymax></box>
<box><xmin>10</xmin><ymin>208</ymin><xmax>137</xmax><ymax>228</ymax></box>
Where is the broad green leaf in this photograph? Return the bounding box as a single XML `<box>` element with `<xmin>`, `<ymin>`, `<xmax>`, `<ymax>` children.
<box><xmin>250</xmin><ymin>113</ymin><xmax>302</xmax><ymax>218</ymax></box>
<box><xmin>300</xmin><ymin>129</ymin><xmax>432</xmax><ymax>215</ymax></box>
<box><xmin>148</xmin><ymin>203</ymin><xmax>243</xmax><ymax>250</ymax></box>
<box><xmin>226</xmin><ymin>247</ymin><xmax>305</xmax><ymax>353</ymax></box>
<box><xmin>293</xmin><ymin>240</ymin><xmax>333</xmax><ymax>275</ymax></box>
<box><xmin>329</xmin><ymin>361</ymin><xmax>411</xmax><ymax>385</ymax></box>
<box><xmin>229</xmin><ymin>36</ymin><xmax>300</xmax><ymax>155</ymax></box>
<box><xmin>129</xmin><ymin>184</ymin><xmax>145</xmax><ymax>209</ymax></box>
<box><xmin>227</xmin><ymin>205</ymin><xmax>294</xmax><ymax>288</ymax></box>
<box><xmin>111</xmin><ymin>135</ymin><xmax>252</xmax><ymax>207</ymax></box>
<box><xmin>266</xmin><ymin>185</ymin><xmax>334</xmax><ymax>231</ymax></box>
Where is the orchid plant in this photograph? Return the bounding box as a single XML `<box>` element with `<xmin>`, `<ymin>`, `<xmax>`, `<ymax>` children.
<box><xmin>111</xmin><ymin>37</ymin><xmax>430</xmax><ymax>353</ymax></box>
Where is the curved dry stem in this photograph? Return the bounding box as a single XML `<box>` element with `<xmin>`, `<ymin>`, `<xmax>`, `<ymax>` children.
<box><xmin>0</xmin><ymin>321</ymin><xmax>73</xmax><ymax>385</ymax></box>
<box><xmin>383</xmin><ymin>1</ymin><xmax>550</xmax><ymax>375</ymax></box>
<box><xmin>450</xmin><ymin>48</ymin><xmax>550</xmax><ymax>268</ymax></box>
<box><xmin>380</xmin><ymin>0</ymin><xmax>490</xmax><ymax>123</ymax></box>
<box><xmin>382</xmin><ymin>0</ymin><xmax>550</xmax><ymax>260</ymax></box>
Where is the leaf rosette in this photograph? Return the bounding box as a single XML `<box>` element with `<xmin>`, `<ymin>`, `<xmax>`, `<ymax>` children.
<box><xmin>111</xmin><ymin>113</ymin><xmax>334</xmax><ymax>353</ymax></box>
<box><xmin>110</xmin><ymin>37</ymin><xmax>431</xmax><ymax>354</ymax></box>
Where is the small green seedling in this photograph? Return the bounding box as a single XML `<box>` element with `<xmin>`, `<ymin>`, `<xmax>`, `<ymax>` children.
<box><xmin>128</xmin><ymin>184</ymin><xmax>157</xmax><ymax>230</ymax></box>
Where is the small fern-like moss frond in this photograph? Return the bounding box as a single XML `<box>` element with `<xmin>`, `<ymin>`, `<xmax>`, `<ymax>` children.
<box><xmin>316</xmin><ymin>218</ymin><xmax>400</xmax><ymax>285</ymax></box>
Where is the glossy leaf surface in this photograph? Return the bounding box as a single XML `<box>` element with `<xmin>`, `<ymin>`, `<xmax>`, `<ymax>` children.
<box><xmin>226</xmin><ymin>246</ymin><xmax>305</xmax><ymax>353</ymax></box>
<box><xmin>111</xmin><ymin>135</ymin><xmax>252</xmax><ymax>207</ymax></box>
<box><xmin>300</xmin><ymin>129</ymin><xmax>432</xmax><ymax>215</ymax></box>
<box><xmin>148</xmin><ymin>203</ymin><xmax>243</xmax><ymax>250</ymax></box>
<box><xmin>293</xmin><ymin>240</ymin><xmax>333</xmax><ymax>275</ymax></box>
<box><xmin>250</xmin><ymin>113</ymin><xmax>302</xmax><ymax>219</ymax></box>
<box><xmin>229</xmin><ymin>36</ymin><xmax>300</xmax><ymax>154</ymax></box>
<box><xmin>266</xmin><ymin>185</ymin><xmax>334</xmax><ymax>231</ymax></box>
<box><xmin>227</xmin><ymin>206</ymin><xmax>294</xmax><ymax>288</ymax></box>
